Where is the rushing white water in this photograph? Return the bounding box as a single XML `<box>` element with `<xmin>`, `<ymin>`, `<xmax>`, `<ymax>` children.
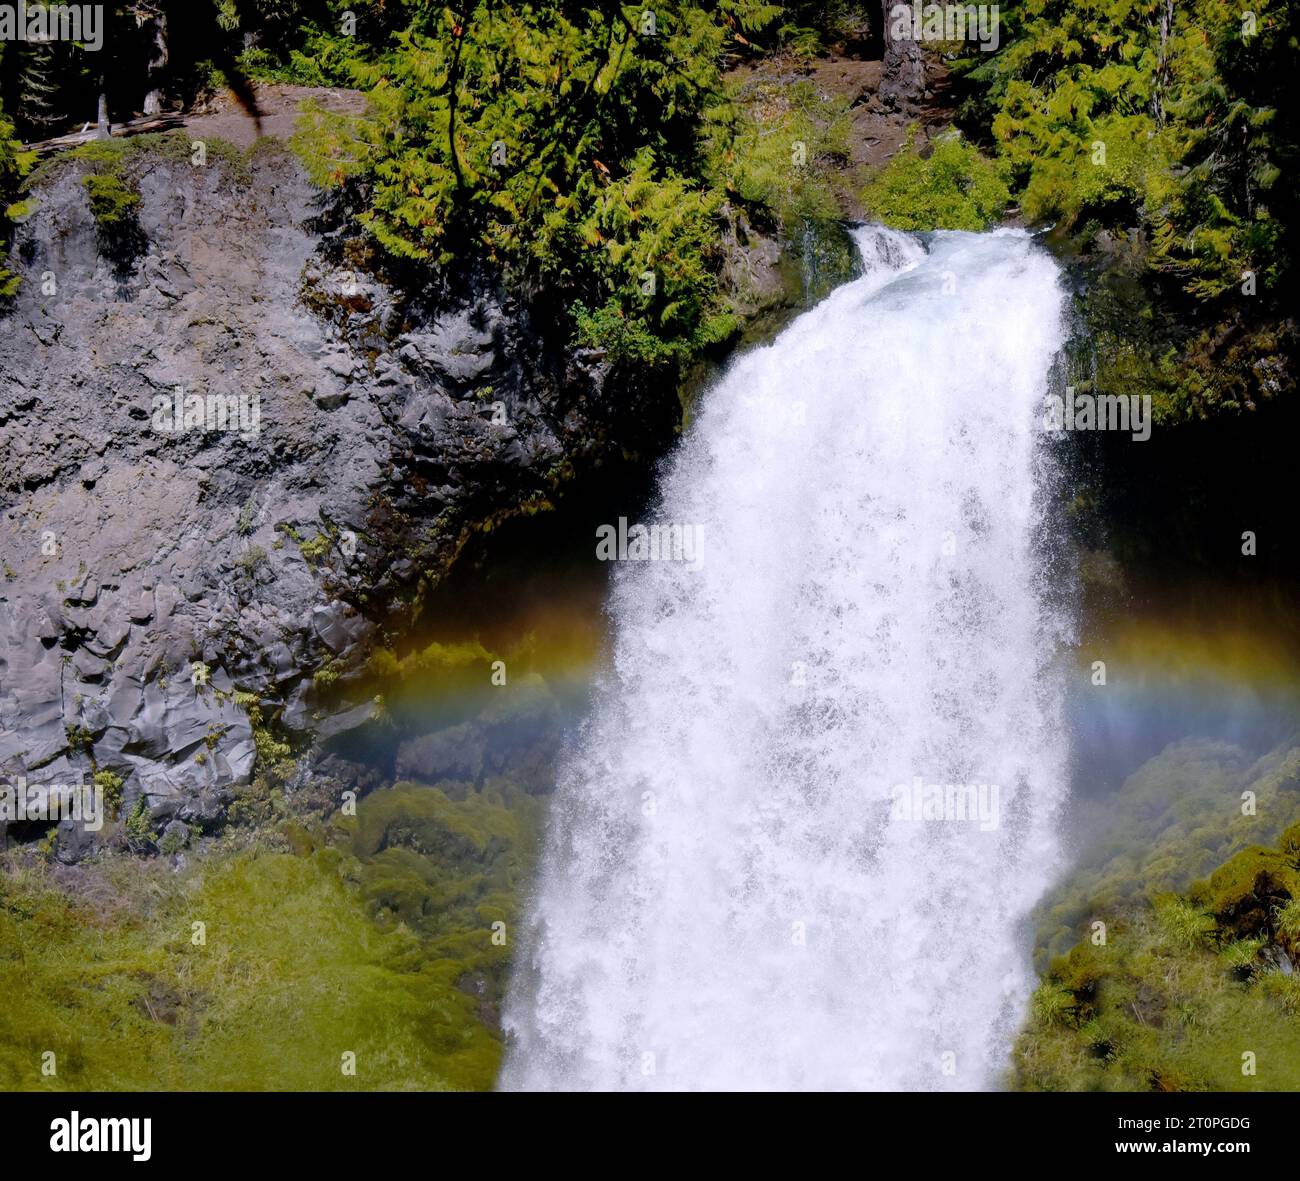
<box><xmin>502</xmin><ymin>226</ymin><xmax>1072</xmax><ymax>1092</ymax></box>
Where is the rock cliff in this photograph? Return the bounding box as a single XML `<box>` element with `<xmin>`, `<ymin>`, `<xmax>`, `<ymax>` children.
<box><xmin>0</xmin><ymin>137</ymin><xmax>681</xmax><ymax>855</ymax></box>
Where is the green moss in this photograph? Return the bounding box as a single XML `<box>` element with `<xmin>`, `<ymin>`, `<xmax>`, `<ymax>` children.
<box><xmin>365</xmin><ymin>638</ymin><xmax>497</xmax><ymax>692</ymax></box>
<box><xmin>1030</xmin><ymin>740</ymin><xmax>1299</xmax><ymax>967</ymax></box>
<box><xmin>297</xmin><ymin>532</ymin><xmax>331</xmax><ymax>567</ymax></box>
<box><xmin>350</xmin><ymin>782</ymin><xmax>538</xmax><ymax>945</ymax></box>
<box><xmin>80</xmin><ymin>170</ymin><xmax>140</xmax><ymax>230</ymax></box>
<box><xmin>64</xmin><ymin>725</ymin><xmax>94</xmax><ymax>754</ymax></box>
<box><xmin>0</xmin><ymin>777</ymin><xmax>540</xmax><ymax>1091</ymax></box>
<box><xmin>232</xmin><ymin>691</ymin><xmax>295</xmax><ymax>789</ymax></box>
<box><xmin>57</xmin><ymin>132</ymin><xmax>251</xmax><ymax>185</ymax></box>
<box><xmin>1014</xmin><ymin>762</ymin><xmax>1300</xmax><ymax>1092</ymax></box>
<box><xmin>20</xmin><ymin>133</ymin><xmax>255</xmax><ymax>266</ymax></box>
<box><xmin>347</xmin><ymin>783</ymin><xmax>540</xmax><ymax>1073</ymax></box>
<box><xmin>312</xmin><ymin>654</ymin><xmax>345</xmax><ymax>688</ymax></box>
<box><xmin>0</xmin><ymin>849</ymin><xmax>480</xmax><ymax>1089</ymax></box>
<box><xmin>1192</xmin><ymin>822</ymin><xmax>1300</xmax><ymax>940</ymax></box>
<box><xmin>1015</xmin><ymin>895</ymin><xmax>1300</xmax><ymax>1091</ymax></box>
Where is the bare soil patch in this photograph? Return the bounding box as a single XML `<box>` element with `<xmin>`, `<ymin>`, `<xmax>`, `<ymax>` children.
<box><xmin>183</xmin><ymin>83</ymin><xmax>367</xmax><ymax>149</ymax></box>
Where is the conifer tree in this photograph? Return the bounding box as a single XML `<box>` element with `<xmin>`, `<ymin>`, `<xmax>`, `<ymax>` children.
<box><xmin>15</xmin><ymin>38</ymin><xmax>65</xmax><ymax>139</ymax></box>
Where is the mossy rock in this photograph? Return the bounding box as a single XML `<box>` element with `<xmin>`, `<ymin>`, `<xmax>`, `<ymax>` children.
<box><xmin>1193</xmin><ymin>843</ymin><xmax>1299</xmax><ymax>938</ymax></box>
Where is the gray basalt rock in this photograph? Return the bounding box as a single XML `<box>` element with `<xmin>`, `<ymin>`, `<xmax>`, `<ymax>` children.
<box><xmin>0</xmin><ymin>138</ymin><xmax>674</xmax><ymax>847</ymax></box>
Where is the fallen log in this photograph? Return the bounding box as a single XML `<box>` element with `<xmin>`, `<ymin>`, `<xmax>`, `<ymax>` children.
<box><xmin>23</xmin><ymin>112</ymin><xmax>187</xmax><ymax>156</ymax></box>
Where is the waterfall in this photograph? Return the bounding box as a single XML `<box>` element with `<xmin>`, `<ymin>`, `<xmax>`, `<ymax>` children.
<box><xmin>502</xmin><ymin>226</ymin><xmax>1072</xmax><ymax>1091</ymax></box>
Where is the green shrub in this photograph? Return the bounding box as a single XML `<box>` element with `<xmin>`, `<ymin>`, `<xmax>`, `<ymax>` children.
<box><xmin>703</xmin><ymin>76</ymin><xmax>850</xmax><ymax>231</ymax></box>
<box><xmin>0</xmin><ymin>94</ymin><xmax>35</xmax><ymax>298</ymax></box>
<box><xmin>80</xmin><ymin>170</ymin><xmax>141</xmax><ymax>230</ymax></box>
<box><xmin>92</xmin><ymin>770</ymin><xmax>124</xmax><ymax>820</ymax></box>
<box><xmin>123</xmin><ymin>797</ymin><xmax>154</xmax><ymax>850</ymax></box>
<box><xmin>863</xmin><ymin>127</ymin><xmax>1010</xmax><ymax>232</ymax></box>
<box><xmin>157</xmin><ymin>826</ymin><xmax>190</xmax><ymax>856</ymax></box>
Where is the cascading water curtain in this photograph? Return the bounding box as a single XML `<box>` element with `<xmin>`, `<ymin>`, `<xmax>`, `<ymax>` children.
<box><xmin>503</xmin><ymin>227</ymin><xmax>1072</xmax><ymax>1092</ymax></box>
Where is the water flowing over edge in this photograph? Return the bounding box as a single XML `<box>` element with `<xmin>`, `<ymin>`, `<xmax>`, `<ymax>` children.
<box><xmin>501</xmin><ymin>225</ymin><xmax>1074</xmax><ymax>1092</ymax></box>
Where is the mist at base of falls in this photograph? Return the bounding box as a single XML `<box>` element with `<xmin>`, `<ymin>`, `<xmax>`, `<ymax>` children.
<box><xmin>501</xmin><ymin>226</ymin><xmax>1072</xmax><ymax>1092</ymax></box>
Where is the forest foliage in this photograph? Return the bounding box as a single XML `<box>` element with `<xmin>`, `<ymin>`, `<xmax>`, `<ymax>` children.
<box><xmin>288</xmin><ymin>1</ymin><xmax>799</xmax><ymax>365</ymax></box>
<box><xmin>0</xmin><ymin>1</ymin><xmax>1296</xmax><ymax>397</ymax></box>
<box><xmin>963</xmin><ymin>0</ymin><xmax>1298</xmax><ymax>416</ymax></box>
<box><xmin>974</xmin><ymin>0</ymin><xmax>1296</xmax><ymax>300</ymax></box>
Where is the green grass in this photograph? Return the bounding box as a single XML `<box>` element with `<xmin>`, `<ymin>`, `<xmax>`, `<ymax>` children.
<box><xmin>1033</xmin><ymin>739</ymin><xmax>1300</xmax><ymax>967</ymax></box>
<box><xmin>1014</xmin><ymin>738</ymin><xmax>1300</xmax><ymax>1091</ymax></box>
<box><xmin>1015</xmin><ymin>888</ymin><xmax>1300</xmax><ymax>1092</ymax></box>
<box><xmin>0</xmin><ymin>782</ymin><xmax>539</xmax><ymax>1091</ymax></box>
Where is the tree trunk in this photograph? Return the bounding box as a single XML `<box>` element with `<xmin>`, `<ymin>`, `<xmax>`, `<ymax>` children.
<box><xmin>142</xmin><ymin>10</ymin><xmax>169</xmax><ymax>116</ymax></box>
<box><xmin>96</xmin><ymin>90</ymin><xmax>111</xmax><ymax>139</ymax></box>
<box><xmin>1153</xmin><ymin>0</ymin><xmax>1175</xmax><ymax>126</ymax></box>
<box><xmin>879</xmin><ymin>1</ymin><xmax>926</xmax><ymax>113</ymax></box>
